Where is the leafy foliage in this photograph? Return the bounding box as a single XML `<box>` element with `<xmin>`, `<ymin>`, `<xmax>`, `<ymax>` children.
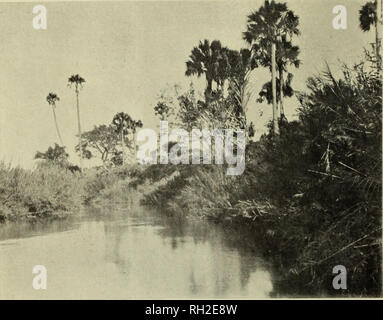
<box><xmin>75</xmin><ymin>125</ymin><xmax>120</xmax><ymax>165</ymax></box>
<box><xmin>0</xmin><ymin>162</ymin><xmax>83</xmax><ymax>222</ymax></box>
<box><xmin>144</xmin><ymin>51</ymin><xmax>382</xmax><ymax>296</ymax></box>
<box><xmin>359</xmin><ymin>1</ymin><xmax>377</xmax><ymax>32</ymax></box>
<box><xmin>35</xmin><ymin>144</ymin><xmax>69</xmax><ymax>167</ymax></box>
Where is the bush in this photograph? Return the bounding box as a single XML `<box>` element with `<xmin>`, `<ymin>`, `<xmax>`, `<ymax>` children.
<box><xmin>82</xmin><ymin>164</ymin><xmax>139</xmax><ymax>207</ymax></box>
<box><xmin>0</xmin><ymin>162</ymin><xmax>83</xmax><ymax>222</ymax></box>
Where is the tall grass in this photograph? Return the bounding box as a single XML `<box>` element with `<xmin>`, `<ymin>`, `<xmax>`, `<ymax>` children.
<box><xmin>0</xmin><ymin>162</ymin><xmax>83</xmax><ymax>222</ymax></box>
<box><xmin>139</xmin><ymin>55</ymin><xmax>382</xmax><ymax>296</ymax></box>
<box><xmin>82</xmin><ymin>164</ymin><xmax>141</xmax><ymax>208</ymax></box>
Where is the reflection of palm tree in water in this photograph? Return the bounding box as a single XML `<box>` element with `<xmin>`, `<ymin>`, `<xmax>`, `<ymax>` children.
<box><xmin>103</xmin><ymin>221</ymin><xmax>130</xmax><ymax>273</ymax></box>
<box><xmin>103</xmin><ymin>195</ymin><xmax>138</xmax><ymax>271</ymax></box>
<box><xmin>128</xmin><ymin>196</ymin><xmax>134</xmax><ymax>211</ymax></box>
<box><xmin>217</xmin><ymin>224</ymin><xmax>263</xmax><ymax>291</ymax></box>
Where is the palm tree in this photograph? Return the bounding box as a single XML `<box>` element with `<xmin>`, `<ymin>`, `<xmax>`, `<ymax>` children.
<box><xmin>112</xmin><ymin>112</ymin><xmax>132</xmax><ymax>165</ymax></box>
<box><xmin>68</xmin><ymin>74</ymin><xmax>85</xmax><ymax>170</ymax></box>
<box><xmin>276</xmin><ymin>39</ymin><xmax>300</xmax><ymax>117</ymax></box>
<box><xmin>185</xmin><ymin>39</ymin><xmax>229</xmax><ymax>102</ymax></box>
<box><xmin>227</xmin><ymin>48</ymin><xmax>256</xmax><ymax>132</ymax></box>
<box><xmin>46</xmin><ymin>92</ymin><xmax>64</xmax><ymax>146</ymax></box>
<box><xmin>131</xmin><ymin>119</ymin><xmax>143</xmax><ymax>161</ymax></box>
<box><xmin>257</xmin><ymin>72</ymin><xmax>294</xmax><ymax>110</ymax></box>
<box><xmin>255</xmin><ymin>38</ymin><xmax>300</xmax><ymax>117</ymax></box>
<box><xmin>359</xmin><ymin>0</ymin><xmax>382</xmax><ymax>68</ymax></box>
<box><xmin>243</xmin><ymin>0</ymin><xmax>300</xmax><ymax>134</ymax></box>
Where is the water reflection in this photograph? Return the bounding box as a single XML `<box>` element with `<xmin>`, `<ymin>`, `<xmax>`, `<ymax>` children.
<box><xmin>0</xmin><ymin>206</ymin><xmax>273</xmax><ymax>299</ymax></box>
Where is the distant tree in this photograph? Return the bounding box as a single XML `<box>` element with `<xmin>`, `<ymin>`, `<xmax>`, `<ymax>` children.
<box><xmin>46</xmin><ymin>93</ymin><xmax>64</xmax><ymax>146</ymax></box>
<box><xmin>185</xmin><ymin>39</ymin><xmax>229</xmax><ymax>102</ymax></box>
<box><xmin>131</xmin><ymin>119</ymin><xmax>143</xmax><ymax>160</ymax></box>
<box><xmin>112</xmin><ymin>112</ymin><xmax>131</xmax><ymax>165</ymax></box>
<box><xmin>227</xmin><ymin>48</ymin><xmax>256</xmax><ymax>131</ymax></box>
<box><xmin>244</xmin><ymin>0</ymin><xmax>300</xmax><ymax>134</ymax></box>
<box><xmin>35</xmin><ymin>143</ymin><xmax>69</xmax><ymax>167</ymax></box>
<box><xmin>359</xmin><ymin>0</ymin><xmax>382</xmax><ymax>67</ymax></box>
<box><xmin>75</xmin><ymin>125</ymin><xmax>120</xmax><ymax>166</ymax></box>
<box><xmin>255</xmin><ymin>38</ymin><xmax>300</xmax><ymax>117</ymax></box>
<box><xmin>154</xmin><ymin>101</ymin><xmax>170</xmax><ymax>121</ymax></box>
<box><xmin>153</xmin><ymin>83</ymin><xmax>193</xmax><ymax>127</ymax></box>
<box><xmin>112</xmin><ymin>113</ymin><xmax>143</xmax><ymax>165</ymax></box>
<box><xmin>176</xmin><ymin>86</ymin><xmax>206</xmax><ymax>130</ymax></box>
<box><xmin>68</xmin><ymin>74</ymin><xmax>86</xmax><ymax>170</ymax></box>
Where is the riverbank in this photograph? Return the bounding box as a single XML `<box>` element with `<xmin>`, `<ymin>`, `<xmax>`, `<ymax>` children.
<box><xmin>133</xmin><ymin>57</ymin><xmax>382</xmax><ymax>297</ymax></box>
<box><xmin>0</xmin><ymin>162</ymin><xmax>138</xmax><ymax>223</ymax></box>
<box><xmin>1</xmin><ymin>55</ymin><xmax>381</xmax><ymax>297</ymax></box>
<box><xmin>0</xmin><ymin>162</ymin><xmax>83</xmax><ymax>223</ymax></box>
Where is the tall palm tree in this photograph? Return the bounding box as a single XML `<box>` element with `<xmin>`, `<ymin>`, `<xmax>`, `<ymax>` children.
<box><xmin>276</xmin><ymin>40</ymin><xmax>300</xmax><ymax>117</ymax></box>
<box><xmin>185</xmin><ymin>39</ymin><xmax>229</xmax><ymax>102</ymax></box>
<box><xmin>112</xmin><ymin>112</ymin><xmax>132</xmax><ymax>165</ymax></box>
<box><xmin>131</xmin><ymin>119</ymin><xmax>143</xmax><ymax>161</ymax></box>
<box><xmin>243</xmin><ymin>0</ymin><xmax>300</xmax><ymax>134</ymax></box>
<box><xmin>68</xmin><ymin>74</ymin><xmax>85</xmax><ymax>170</ymax></box>
<box><xmin>359</xmin><ymin>0</ymin><xmax>382</xmax><ymax>68</ymax></box>
<box><xmin>227</xmin><ymin>48</ymin><xmax>256</xmax><ymax>132</ymax></box>
<box><xmin>257</xmin><ymin>72</ymin><xmax>294</xmax><ymax>108</ymax></box>
<box><xmin>255</xmin><ymin>38</ymin><xmax>300</xmax><ymax>117</ymax></box>
<box><xmin>46</xmin><ymin>92</ymin><xmax>64</xmax><ymax>146</ymax></box>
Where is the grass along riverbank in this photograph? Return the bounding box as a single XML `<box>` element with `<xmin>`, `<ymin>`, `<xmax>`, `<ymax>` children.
<box><xmin>135</xmin><ymin>58</ymin><xmax>382</xmax><ymax>296</ymax></box>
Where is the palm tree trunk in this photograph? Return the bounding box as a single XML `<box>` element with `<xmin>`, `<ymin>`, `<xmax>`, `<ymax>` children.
<box><xmin>244</xmin><ymin>109</ymin><xmax>248</xmax><ymax>142</ymax></box>
<box><xmin>75</xmin><ymin>87</ymin><xmax>83</xmax><ymax>170</ymax></box>
<box><xmin>52</xmin><ymin>106</ymin><xmax>64</xmax><ymax>146</ymax></box>
<box><xmin>133</xmin><ymin>131</ymin><xmax>137</xmax><ymax>163</ymax></box>
<box><xmin>121</xmin><ymin>130</ymin><xmax>125</xmax><ymax>165</ymax></box>
<box><xmin>205</xmin><ymin>78</ymin><xmax>213</xmax><ymax>102</ymax></box>
<box><xmin>376</xmin><ymin>0</ymin><xmax>382</xmax><ymax>69</ymax></box>
<box><xmin>279</xmin><ymin>66</ymin><xmax>284</xmax><ymax>118</ymax></box>
<box><xmin>240</xmin><ymin>83</ymin><xmax>247</xmax><ymax>140</ymax></box>
<box><xmin>271</xmin><ymin>42</ymin><xmax>279</xmax><ymax>135</ymax></box>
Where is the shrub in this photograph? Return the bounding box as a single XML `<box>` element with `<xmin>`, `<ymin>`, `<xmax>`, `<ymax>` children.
<box><xmin>0</xmin><ymin>162</ymin><xmax>83</xmax><ymax>222</ymax></box>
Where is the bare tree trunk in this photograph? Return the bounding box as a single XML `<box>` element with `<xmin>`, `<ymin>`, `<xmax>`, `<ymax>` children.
<box><xmin>279</xmin><ymin>66</ymin><xmax>284</xmax><ymax>118</ymax></box>
<box><xmin>205</xmin><ymin>78</ymin><xmax>213</xmax><ymax>103</ymax></box>
<box><xmin>133</xmin><ymin>131</ymin><xmax>137</xmax><ymax>163</ymax></box>
<box><xmin>376</xmin><ymin>0</ymin><xmax>382</xmax><ymax>69</ymax></box>
<box><xmin>75</xmin><ymin>86</ymin><xmax>83</xmax><ymax>171</ymax></box>
<box><xmin>52</xmin><ymin>106</ymin><xmax>64</xmax><ymax>146</ymax></box>
<box><xmin>271</xmin><ymin>42</ymin><xmax>279</xmax><ymax>135</ymax></box>
<box><xmin>241</xmin><ymin>86</ymin><xmax>248</xmax><ymax>141</ymax></box>
<box><xmin>121</xmin><ymin>131</ymin><xmax>125</xmax><ymax>165</ymax></box>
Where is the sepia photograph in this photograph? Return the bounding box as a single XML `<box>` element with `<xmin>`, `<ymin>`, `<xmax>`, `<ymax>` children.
<box><xmin>0</xmin><ymin>0</ymin><xmax>381</xmax><ymax>302</ymax></box>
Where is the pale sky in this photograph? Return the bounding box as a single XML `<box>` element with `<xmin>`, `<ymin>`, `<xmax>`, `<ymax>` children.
<box><xmin>0</xmin><ymin>0</ymin><xmax>374</xmax><ymax>168</ymax></box>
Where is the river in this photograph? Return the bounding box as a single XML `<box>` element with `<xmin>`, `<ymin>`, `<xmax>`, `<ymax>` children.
<box><xmin>0</xmin><ymin>205</ymin><xmax>274</xmax><ymax>299</ymax></box>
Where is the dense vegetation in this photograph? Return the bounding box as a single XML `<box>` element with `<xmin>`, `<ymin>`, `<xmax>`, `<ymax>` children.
<box><xmin>134</xmin><ymin>1</ymin><xmax>382</xmax><ymax>296</ymax></box>
<box><xmin>137</xmin><ymin>55</ymin><xmax>382</xmax><ymax>296</ymax></box>
<box><xmin>0</xmin><ymin>162</ymin><xmax>83</xmax><ymax>222</ymax></box>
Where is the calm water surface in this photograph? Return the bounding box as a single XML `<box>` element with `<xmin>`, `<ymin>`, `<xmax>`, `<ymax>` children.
<box><xmin>0</xmin><ymin>206</ymin><xmax>274</xmax><ymax>299</ymax></box>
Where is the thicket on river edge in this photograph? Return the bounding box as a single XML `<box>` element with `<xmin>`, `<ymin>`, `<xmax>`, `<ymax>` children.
<box><xmin>0</xmin><ymin>162</ymin><xmax>83</xmax><ymax>222</ymax></box>
<box><xmin>138</xmin><ymin>55</ymin><xmax>382</xmax><ymax>297</ymax></box>
<box><xmin>0</xmin><ymin>163</ymin><xmax>139</xmax><ymax>222</ymax></box>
